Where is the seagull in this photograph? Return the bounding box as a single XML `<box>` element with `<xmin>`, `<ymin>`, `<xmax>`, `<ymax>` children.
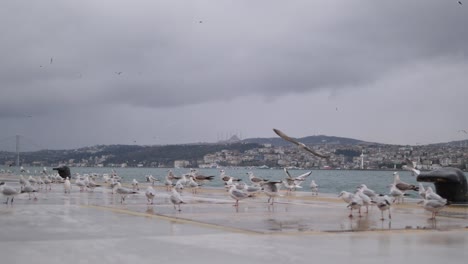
<box><xmin>114</xmin><ymin>182</ymin><xmax>138</xmax><ymax>204</ymax></box>
<box><xmin>43</xmin><ymin>176</ymin><xmax>52</xmax><ymax>190</ymax></box>
<box><xmin>167</xmin><ymin>170</ymin><xmax>181</xmax><ymax>180</ymax></box>
<box><xmin>282</xmin><ymin>179</ymin><xmax>301</xmax><ymax>195</ymax></box>
<box><xmin>64</xmin><ymin>177</ymin><xmax>71</xmax><ymax>194</ymax></box>
<box><xmin>187</xmin><ymin>176</ymin><xmax>199</xmax><ymax>194</ymax></box>
<box><xmin>458</xmin><ymin>1</ymin><xmax>463</xmax><ymax>5</ymax></box>
<box><xmin>357</xmin><ymin>184</ymin><xmax>377</xmax><ymax>199</ymax></box>
<box><xmin>164</xmin><ymin>176</ymin><xmax>173</xmax><ymax>191</ymax></box>
<box><xmin>145</xmin><ymin>186</ymin><xmax>156</xmax><ymax>204</ymax></box>
<box><xmin>418</xmin><ymin>199</ymin><xmax>447</xmax><ymax>220</ymax></box>
<box><xmin>20</xmin><ymin>166</ymin><xmax>26</xmax><ymax>173</ymax></box>
<box><xmin>389</xmin><ymin>184</ymin><xmax>404</xmax><ymax>204</ymax></box>
<box><xmin>21</xmin><ymin>183</ymin><xmax>38</xmax><ymax>200</ymax></box>
<box><xmin>247</xmin><ymin>171</ymin><xmax>268</xmax><ymax>186</ymax></box>
<box><xmin>347</xmin><ymin>193</ymin><xmax>363</xmax><ymax>218</ymax></box>
<box><xmin>28</xmin><ymin>175</ymin><xmax>37</xmax><ymax>186</ymax></box>
<box><xmin>219</xmin><ymin>170</ymin><xmax>241</xmax><ymax>182</ymax></box>
<box><xmin>84</xmin><ymin>176</ymin><xmax>101</xmax><ymax>192</ymax></box>
<box><xmin>19</xmin><ymin>175</ymin><xmax>27</xmax><ymax>187</ymax></box>
<box><xmin>237</xmin><ymin>182</ymin><xmax>263</xmax><ymax>196</ymax></box>
<box><xmin>273</xmin><ymin>128</ymin><xmax>329</xmax><ymax>159</ymax></box>
<box><xmin>190</xmin><ymin>169</ymin><xmax>215</xmax><ymax>183</ymax></box>
<box><xmin>284</xmin><ymin>168</ymin><xmax>312</xmax><ymax>189</ymax></box>
<box><xmin>373</xmin><ymin>195</ymin><xmax>392</xmax><ymax>220</ymax></box>
<box><xmin>115</xmin><ymin>71</ymin><xmax>122</xmax><ymax>75</ymax></box>
<box><xmin>146</xmin><ymin>175</ymin><xmax>159</xmax><ymax>186</ymax></box>
<box><xmin>338</xmin><ymin>191</ymin><xmax>354</xmax><ymax>204</ymax></box>
<box><xmin>170</xmin><ymin>187</ymin><xmax>185</xmax><ymax>211</ymax></box>
<box><xmin>425</xmin><ymin>187</ymin><xmax>447</xmax><ymax>203</ymax></box>
<box><xmin>392</xmin><ymin>172</ymin><xmax>419</xmax><ymax>192</ymax></box>
<box><xmin>131</xmin><ymin>179</ymin><xmax>139</xmax><ymax>191</ymax></box>
<box><xmin>229</xmin><ymin>185</ymin><xmax>252</xmax><ymax>207</ymax></box>
<box><xmin>356</xmin><ymin>188</ymin><xmax>372</xmax><ymax>213</ymax></box>
<box><xmin>75</xmin><ymin>178</ymin><xmax>86</xmax><ymax>192</ymax></box>
<box><xmin>418</xmin><ymin>183</ymin><xmax>426</xmax><ymax>199</ymax></box>
<box><xmin>261</xmin><ymin>181</ymin><xmax>282</xmax><ymax>205</ymax></box>
<box><xmin>310</xmin><ymin>180</ymin><xmax>319</xmax><ymax>195</ymax></box>
<box><xmin>0</xmin><ymin>182</ymin><xmax>23</xmax><ymax>204</ymax></box>
<box><xmin>402</xmin><ymin>158</ymin><xmax>420</xmax><ymax>176</ymax></box>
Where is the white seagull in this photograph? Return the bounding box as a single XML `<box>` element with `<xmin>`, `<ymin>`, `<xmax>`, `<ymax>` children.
<box><xmin>273</xmin><ymin>128</ymin><xmax>329</xmax><ymax>159</ymax></box>
<box><xmin>402</xmin><ymin>158</ymin><xmax>421</xmax><ymax>176</ymax></box>
<box><xmin>373</xmin><ymin>195</ymin><xmax>392</xmax><ymax>220</ymax></box>
<box><xmin>64</xmin><ymin>177</ymin><xmax>72</xmax><ymax>194</ymax></box>
<box><xmin>145</xmin><ymin>186</ymin><xmax>156</xmax><ymax>204</ymax></box>
<box><xmin>0</xmin><ymin>182</ymin><xmax>23</xmax><ymax>205</ymax></box>
<box><xmin>170</xmin><ymin>187</ymin><xmax>185</xmax><ymax>211</ymax></box>
<box><xmin>418</xmin><ymin>199</ymin><xmax>447</xmax><ymax>220</ymax></box>
<box><xmin>310</xmin><ymin>180</ymin><xmax>319</xmax><ymax>196</ymax></box>
<box><xmin>114</xmin><ymin>182</ymin><xmax>138</xmax><ymax>204</ymax></box>
<box><xmin>131</xmin><ymin>179</ymin><xmax>139</xmax><ymax>191</ymax></box>
<box><xmin>229</xmin><ymin>185</ymin><xmax>252</xmax><ymax>207</ymax></box>
<box><xmin>261</xmin><ymin>181</ymin><xmax>282</xmax><ymax>205</ymax></box>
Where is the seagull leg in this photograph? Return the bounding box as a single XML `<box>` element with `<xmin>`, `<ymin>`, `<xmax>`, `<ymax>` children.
<box><xmin>178</xmin><ymin>204</ymin><xmax>181</xmax><ymax>211</ymax></box>
<box><xmin>388</xmin><ymin>211</ymin><xmax>391</xmax><ymax>219</ymax></box>
<box><xmin>358</xmin><ymin>208</ymin><xmax>362</xmax><ymax>217</ymax></box>
<box><xmin>380</xmin><ymin>211</ymin><xmax>384</xmax><ymax>221</ymax></box>
<box><xmin>349</xmin><ymin>208</ymin><xmax>353</xmax><ymax>218</ymax></box>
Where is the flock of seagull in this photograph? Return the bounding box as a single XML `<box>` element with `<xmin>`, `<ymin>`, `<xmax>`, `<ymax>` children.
<box><xmin>0</xmin><ymin>129</ymin><xmax>450</xmax><ymax>222</ymax></box>
<box><xmin>0</xmin><ymin>165</ymin><xmax>447</xmax><ymax>221</ymax></box>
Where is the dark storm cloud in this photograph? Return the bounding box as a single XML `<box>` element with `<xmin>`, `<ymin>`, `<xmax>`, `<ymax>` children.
<box><xmin>1</xmin><ymin>0</ymin><xmax>467</xmax><ymax>116</ymax></box>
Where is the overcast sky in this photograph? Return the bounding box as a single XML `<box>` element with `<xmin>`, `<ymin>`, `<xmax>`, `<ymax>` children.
<box><xmin>1</xmin><ymin>0</ymin><xmax>467</xmax><ymax>151</ymax></box>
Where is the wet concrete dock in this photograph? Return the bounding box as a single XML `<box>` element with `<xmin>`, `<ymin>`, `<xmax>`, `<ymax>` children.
<box><xmin>0</xmin><ymin>174</ymin><xmax>467</xmax><ymax>263</ymax></box>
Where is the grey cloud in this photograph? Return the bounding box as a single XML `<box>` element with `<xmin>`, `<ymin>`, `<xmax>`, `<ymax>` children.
<box><xmin>1</xmin><ymin>0</ymin><xmax>467</xmax><ymax>148</ymax></box>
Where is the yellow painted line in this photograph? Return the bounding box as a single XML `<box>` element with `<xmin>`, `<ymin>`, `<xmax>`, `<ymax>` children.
<box><xmin>82</xmin><ymin>204</ymin><xmax>264</xmax><ymax>235</ymax></box>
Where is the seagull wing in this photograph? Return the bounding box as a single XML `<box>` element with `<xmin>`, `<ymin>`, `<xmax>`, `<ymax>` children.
<box><xmin>273</xmin><ymin>128</ymin><xmax>329</xmax><ymax>159</ymax></box>
<box><xmin>273</xmin><ymin>128</ymin><xmax>301</xmax><ymax>146</ymax></box>
<box><xmin>295</xmin><ymin>171</ymin><xmax>312</xmax><ymax>180</ymax></box>
<box><xmin>283</xmin><ymin>168</ymin><xmax>293</xmax><ymax>179</ymax></box>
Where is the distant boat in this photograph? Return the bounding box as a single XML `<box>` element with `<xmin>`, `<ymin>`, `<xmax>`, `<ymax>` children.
<box><xmin>257</xmin><ymin>165</ymin><xmax>269</xmax><ymax>169</ymax></box>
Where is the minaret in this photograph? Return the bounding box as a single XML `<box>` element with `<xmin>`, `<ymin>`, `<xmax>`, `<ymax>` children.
<box><xmin>360</xmin><ymin>150</ymin><xmax>364</xmax><ymax>169</ymax></box>
<box><xmin>16</xmin><ymin>135</ymin><xmax>20</xmax><ymax>168</ymax></box>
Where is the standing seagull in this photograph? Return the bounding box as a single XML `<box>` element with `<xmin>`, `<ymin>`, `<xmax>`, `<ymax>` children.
<box><xmin>21</xmin><ymin>183</ymin><xmax>38</xmax><ymax>200</ymax></box>
<box><xmin>132</xmin><ymin>179</ymin><xmax>139</xmax><ymax>191</ymax></box>
<box><xmin>261</xmin><ymin>181</ymin><xmax>282</xmax><ymax>205</ymax></box>
<box><xmin>114</xmin><ymin>182</ymin><xmax>138</xmax><ymax>204</ymax></box>
<box><xmin>228</xmin><ymin>185</ymin><xmax>252</xmax><ymax>207</ymax></box>
<box><xmin>145</xmin><ymin>186</ymin><xmax>156</xmax><ymax>204</ymax></box>
<box><xmin>418</xmin><ymin>199</ymin><xmax>447</xmax><ymax>220</ymax></box>
<box><xmin>373</xmin><ymin>195</ymin><xmax>392</xmax><ymax>220</ymax></box>
<box><xmin>392</xmin><ymin>172</ymin><xmax>419</xmax><ymax>192</ymax></box>
<box><xmin>0</xmin><ymin>182</ymin><xmax>23</xmax><ymax>205</ymax></box>
<box><xmin>170</xmin><ymin>187</ymin><xmax>185</xmax><ymax>211</ymax></box>
<box><xmin>310</xmin><ymin>180</ymin><xmax>319</xmax><ymax>195</ymax></box>
<box><xmin>273</xmin><ymin>128</ymin><xmax>329</xmax><ymax>159</ymax></box>
<box><xmin>64</xmin><ymin>177</ymin><xmax>72</xmax><ymax>194</ymax></box>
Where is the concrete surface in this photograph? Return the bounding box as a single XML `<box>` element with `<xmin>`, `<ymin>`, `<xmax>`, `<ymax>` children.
<box><xmin>0</xmin><ymin>174</ymin><xmax>467</xmax><ymax>264</ymax></box>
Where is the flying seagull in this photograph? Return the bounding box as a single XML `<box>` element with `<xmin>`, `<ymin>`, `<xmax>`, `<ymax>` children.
<box><xmin>458</xmin><ymin>1</ymin><xmax>463</xmax><ymax>5</ymax></box>
<box><xmin>273</xmin><ymin>128</ymin><xmax>329</xmax><ymax>159</ymax></box>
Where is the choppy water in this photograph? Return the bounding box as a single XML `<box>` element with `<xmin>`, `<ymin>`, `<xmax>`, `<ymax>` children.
<box><xmin>1</xmin><ymin>165</ymin><xmax>450</xmax><ymax>197</ymax></box>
